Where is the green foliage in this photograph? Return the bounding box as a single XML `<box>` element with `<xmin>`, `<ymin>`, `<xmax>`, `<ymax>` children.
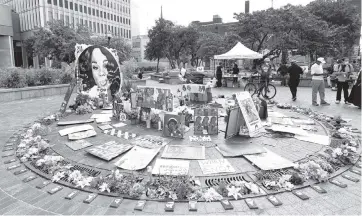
<box><xmin>24</xmin><ymin>20</ymin><xmax>131</xmax><ymax>64</ymax></box>
<box><xmin>121</xmin><ymin>59</ymin><xmax>138</xmax><ymax>79</ymax></box>
<box><xmin>0</xmin><ymin>68</ymin><xmax>71</xmax><ymax>88</ymax></box>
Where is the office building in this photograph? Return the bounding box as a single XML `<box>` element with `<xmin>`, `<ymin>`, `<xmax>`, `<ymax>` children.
<box><xmin>131</xmin><ymin>35</ymin><xmax>148</xmax><ymax>62</ymax></box>
<box><xmin>0</xmin><ymin>0</ymin><xmax>132</xmax><ymax>67</ymax></box>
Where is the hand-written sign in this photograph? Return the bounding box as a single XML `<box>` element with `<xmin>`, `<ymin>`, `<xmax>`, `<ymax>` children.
<box><xmin>134</xmin><ymin>135</ymin><xmax>171</xmax><ymax>149</ymax></box>
<box><xmin>115</xmin><ymin>146</ymin><xmax>161</xmax><ymax>170</ymax></box>
<box><xmin>152</xmin><ymin>159</ymin><xmax>189</xmax><ymax>176</ymax></box>
<box><xmin>87</xmin><ymin>141</ymin><xmax>133</xmax><ymax>161</ymax></box>
<box><xmin>198</xmin><ymin>159</ymin><xmax>236</xmax><ymax>175</ymax></box>
<box><xmin>161</xmin><ymin>145</ymin><xmax>205</xmax><ymax>160</ymax></box>
<box><xmin>68</xmin><ymin>130</ymin><xmax>97</xmax><ymax>140</ymax></box>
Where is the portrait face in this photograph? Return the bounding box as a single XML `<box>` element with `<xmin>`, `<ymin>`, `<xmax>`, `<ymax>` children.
<box><xmin>195</xmin><ymin>116</ymin><xmax>202</xmax><ymax>124</ymax></box>
<box><xmin>92</xmin><ymin>48</ymin><xmax>109</xmax><ymax>89</ymax></box>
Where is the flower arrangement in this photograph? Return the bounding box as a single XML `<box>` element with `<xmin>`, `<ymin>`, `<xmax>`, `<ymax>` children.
<box><xmin>128</xmin><ymin>109</ymin><xmax>139</xmax><ymax>120</ymax></box>
<box><xmin>75</xmin><ymin>104</ymin><xmax>93</xmax><ymax>115</ymax></box>
<box><xmin>294</xmin><ymin>160</ymin><xmax>329</xmax><ymax>182</ymax></box>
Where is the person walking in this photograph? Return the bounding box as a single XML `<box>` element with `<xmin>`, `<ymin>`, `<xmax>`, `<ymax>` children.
<box><xmin>277</xmin><ymin>63</ymin><xmax>289</xmax><ymax>86</ymax></box>
<box><xmin>216</xmin><ymin>62</ymin><xmax>223</xmax><ymax>87</ymax></box>
<box><xmin>335</xmin><ymin>58</ymin><xmax>354</xmax><ymax>104</ymax></box>
<box><xmin>287</xmin><ymin>60</ymin><xmax>303</xmax><ymax>101</ymax></box>
<box><xmin>232</xmin><ymin>63</ymin><xmax>240</xmax><ymax>87</ymax></box>
<box><xmin>311</xmin><ymin>57</ymin><xmax>330</xmax><ymax>106</ymax></box>
<box><xmin>347</xmin><ymin>70</ymin><xmax>361</xmax><ymax>109</ymax></box>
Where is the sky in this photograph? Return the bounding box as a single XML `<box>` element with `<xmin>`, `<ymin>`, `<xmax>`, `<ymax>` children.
<box><xmin>132</xmin><ymin>0</ymin><xmax>315</xmax><ymax>35</ymax></box>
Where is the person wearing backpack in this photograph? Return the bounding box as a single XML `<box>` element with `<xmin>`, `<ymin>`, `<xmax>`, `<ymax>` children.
<box><xmin>335</xmin><ymin>58</ymin><xmax>354</xmax><ymax>104</ymax></box>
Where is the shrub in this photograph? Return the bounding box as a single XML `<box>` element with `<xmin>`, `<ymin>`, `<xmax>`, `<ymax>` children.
<box><xmin>0</xmin><ymin>68</ymin><xmax>27</xmax><ymax>88</ymax></box>
<box><xmin>121</xmin><ymin>59</ymin><xmax>138</xmax><ymax>79</ymax></box>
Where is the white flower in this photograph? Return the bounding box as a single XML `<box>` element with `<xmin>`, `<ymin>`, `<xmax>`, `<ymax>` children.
<box><xmin>202</xmin><ymin>188</ymin><xmax>223</xmax><ymax>202</ymax></box>
<box><xmin>169</xmin><ymin>191</ymin><xmax>178</xmax><ymax>200</ymax></box>
<box><xmin>52</xmin><ymin>172</ymin><xmax>65</xmax><ymax>182</ymax></box>
<box><xmin>27</xmin><ymin>147</ymin><xmax>39</xmax><ymax>155</ymax></box>
<box><xmin>31</xmin><ymin>123</ymin><xmax>41</xmax><ymax>131</ymax></box>
<box><xmin>76</xmin><ymin>176</ymin><xmax>93</xmax><ymax>188</ymax></box>
<box><xmin>36</xmin><ymin>159</ymin><xmax>46</xmax><ymax>167</ymax></box>
<box><xmin>245</xmin><ymin>182</ymin><xmax>261</xmax><ymax>194</ymax></box>
<box><xmin>69</xmin><ymin>170</ymin><xmax>83</xmax><ymax>183</ymax></box>
<box><xmin>227</xmin><ymin>186</ymin><xmax>242</xmax><ymax>200</ymax></box>
<box><xmin>99</xmin><ymin>182</ymin><xmax>110</xmax><ymax>193</ymax></box>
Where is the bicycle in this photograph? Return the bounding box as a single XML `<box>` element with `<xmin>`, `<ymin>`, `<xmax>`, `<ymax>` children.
<box><xmin>243</xmin><ymin>74</ymin><xmax>277</xmax><ymax>99</ymax></box>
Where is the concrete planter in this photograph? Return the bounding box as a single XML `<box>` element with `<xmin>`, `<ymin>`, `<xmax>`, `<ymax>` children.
<box><xmin>129</xmin><ymin>79</ymin><xmax>147</xmax><ymax>86</ymax></box>
<box><xmin>0</xmin><ymin>84</ymin><xmax>69</xmax><ymax>103</ymax></box>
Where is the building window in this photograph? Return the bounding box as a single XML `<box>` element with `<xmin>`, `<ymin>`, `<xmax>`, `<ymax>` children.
<box><xmin>104</xmin><ymin>11</ymin><xmax>106</xmax><ymax>18</ymax></box>
<box><xmin>107</xmin><ymin>1</ymin><xmax>109</xmax><ymax>7</ymax></box>
<box><xmin>96</xmin><ymin>0</ymin><xmax>98</xmax><ymax>4</ymax></box>
<box><xmin>54</xmin><ymin>12</ymin><xmax>58</xmax><ymax>19</ymax></box>
<box><xmin>84</xmin><ymin>6</ymin><xmax>86</xmax><ymax>13</ymax></box>
<box><xmin>65</xmin><ymin>15</ymin><xmax>69</xmax><ymax>25</ymax></box>
<box><xmin>97</xmin><ymin>23</ymin><xmax>100</xmax><ymax>33</ymax></box>
<box><xmin>89</xmin><ymin>21</ymin><xmax>92</xmax><ymax>29</ymax></box>
<box><xmin>107</xmin><ymin>13</ymin><xmax>109</xmax><ymax>19</ymax></box>
<box><xmin>111</xmin><ymin>14</ymin><xmax>113</xmax><ymax>21</ymax></box>
<box><xmin>111</xmin><ymin>26</ymin><xmax>113</xmax><ymax>33</ymax></box>
<box><xmin>53</xmin><ymin>0</ymin><xmax>57</xmax><ymax>6</ymax></box>
<box><xmin>111</xmin><ymin>2</ymin><xmax>112</xmax><ymax>8</ymax></box>
<box><xmin>47</xmin><ymin>0</ymin><xmax>51</xmax><ymax>4</ymax></box>
<box><xmin>93</xmin><ymin>22</ymin><xmax>96</xmax><ymax>32</ymax></box>
<box><xmin>74</xmin><ymin>3</ymin><xmax>77</xmax><ymax>11</ymax></box>
<box><xmin>60</xmin><ymin>14</ymin><xmax>64</xmax><ymax>24</ymax></box>
<box><xmin>80</xmin><ymin>18</ymin><xmax>83</xmax><ymax>25</ymax></box>
<box><xmin>101</xmin><ymin>24</ymin><xmax>103</xmax><ymax>33</ymax></box>
<box><xmin>123</xmin><ymin>17</ymin><xmax>125</xmax><ymax>24</ymax></box>
<box><xmin>70</xmin><ymin>2</ymin><xmax>73</xmax><ymax>10</ymax></box>
<box><xmin>96</xmin><ymin>10</ymin><xmax>99</xmax><ymax>17</ymax></box>
<box><xmin>117</xmin><ymin>16</ymin><xmax>119</xmax><ymax>22</ymax></box>
<box><xmin>88</xmin><ymin>7</ymin><xmax>91</xmax><ymax>15</ymax></box>
<box><xmin>48</xmin><ymin>10</ymin><xmax>53</xmax><ymax>21</ymax></box>
<box><xmin>92</xmin><ymin>9</ymin><xmax>95</xmax><ymax>16</ymax></box>
<box><xmin>64</xmin><ymin>0</ymin><xmax>68</xmax><ymax>8</ymax></box>
<box><xmin>100</xmin><ymin>0</ymin><xmax>102</xmax><ymax>5</ymax></box>
<box><xmin>59</xmin><ymin>0</ymin><xmax>63</xmax><ymax>7</ymax></box>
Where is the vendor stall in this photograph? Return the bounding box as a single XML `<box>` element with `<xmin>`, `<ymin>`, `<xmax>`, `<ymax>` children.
<box><xmin>214</xmin><ymin>42</ymin><xmax>262</xmax><ymax>88</ymax></box>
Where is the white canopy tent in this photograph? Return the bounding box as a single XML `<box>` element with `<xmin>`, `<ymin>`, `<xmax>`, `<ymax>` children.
<box><xmin>214</xmin><ymin>42</ymin><xmax>263</xmax><ymax>60</ymax></box>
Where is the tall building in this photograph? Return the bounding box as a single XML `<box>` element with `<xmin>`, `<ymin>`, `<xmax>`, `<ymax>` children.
<box><xmin>131</xmin><ymin>0</ymin><xmax>139</xmax><ymax>37</ymax></box>
<box><xmin>131</xmin><ymin>35</ymin><xmax>148</xmax><ymax>62</ymax></box>
<box><xmin>0</xmin><ymin>0</ymin><xmax>132</xmax><ymax>67</ymax></box>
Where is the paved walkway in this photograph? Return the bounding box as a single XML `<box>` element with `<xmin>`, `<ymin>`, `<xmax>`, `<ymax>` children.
<box><xmin>0</xmin><ymin>81</ymin><xmax>360</xmax><ymax>215</ymax></box>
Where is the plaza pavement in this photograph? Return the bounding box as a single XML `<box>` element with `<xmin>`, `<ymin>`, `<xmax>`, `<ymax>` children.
<box><xmin>0</xmin><ymin>80</ymin><xmax>360</xmax><ymax>215</ymax></box>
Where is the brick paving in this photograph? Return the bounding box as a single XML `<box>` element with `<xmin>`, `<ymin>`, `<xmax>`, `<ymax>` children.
<box><xmin>0</xmin><ymin>80</ymin><xmax>360</xmax><ymax>215</ymax></box>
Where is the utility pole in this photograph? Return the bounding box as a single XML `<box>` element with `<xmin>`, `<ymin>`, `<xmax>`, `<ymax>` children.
<box><xmin>271</xmin><ymin>0</ymin><xmax>274</xmax><ymax>8</ymax></box>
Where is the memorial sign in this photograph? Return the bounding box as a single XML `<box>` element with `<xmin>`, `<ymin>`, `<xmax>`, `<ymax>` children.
<box><xmin>134</xmin><ymin>135</ymin><xmax>171</xmax><ymax>149</ymax></box>
<box><xmin>115</xmin><ymin>146</ymin><xmax>161</xmax><ymax>170</ymax></box>
<box><xmin>194</xmin><ymin>108</ymin><xmax>218</xmax><ymax>135</ymax></box>
<box><xmin>152</xmin><ymin>159</ymin><xmax>190</xmax><ymax>175</ymax></box>
<box><xmin>244</xmin><ymin>148</ymin><xmax>295</xmax><ymax>170</ymax></box>
<box><xmin>198</xmin><ymin>159</ymin><xmax>236</xmax><ymax>175</ymax></box>
<box><xmin>162</xmin><ymin>145</ymin><xmax>205</xmax><ymax>160</ymax></box>
<box><xmin>87</xmin><ymin>141</ymin><xmax>133</xmax><ymax>161</ymax></box>
<box><xmin>66</xmin><ymin>140</ymin><xmax>93</xmax><ymax>151</ymax></box>
<box><xmin>68</xmin><ymin>130</ymin><xmax>97</xmax><ymax>140</ymax></box>
<box><xmin>57</xmin><ymin>119</ymin><xmax>94</xmax><ymax>126</ymax></box>
<box><xmin>163</xmin><ymin>114</ymin><xmax>185</xmax><ymax>138</ymax></box>
<box><xmin>133</xmin><ymin>87</ymin><xmax>173</xmax><ymax>111</ymax></box>
<box><xmin>59</xmin><ymin>125</ymin><xmax>94</xmax><ymax>136</ymax></box>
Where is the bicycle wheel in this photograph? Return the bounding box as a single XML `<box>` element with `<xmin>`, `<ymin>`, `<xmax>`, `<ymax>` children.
<box><xmin>262</xmin><ymin>83</ymin><xmax>277</xmax><ymax>99</ymax></box>
<box><xmin>244</xmin><ymin>83</ymin><xmax>257</xmax><ymax>96</ymax></box>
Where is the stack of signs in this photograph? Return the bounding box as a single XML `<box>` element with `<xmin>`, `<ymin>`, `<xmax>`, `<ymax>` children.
<box><xmin>194</xmin><ymin>108</ymin><xmax>218</xmax><ymax>135</ymax></box>
<box><xmin>235</xmin><ymin>92</ymin><xmax>263</xmax><ymax>137</ymax></box>
<box><xmin>134</xmin><ymin>135</ymin><xmax>171</xmax><ymax>149</ymax></box>
<box><xmin>162</xmin><ymin>145</ymin><xmax>205</xmax><ymax>160</ymax></box>
<box><xmin>103</xmin><ymin>128</ymin><xmax>137</xmax><ymax>140</ymax></box>
<box><xmin>132</xmin><ymin>87</ymin><xmax>173</xmax><ymax>111</ymax></box>
<box><xmin>152</xmin><ymin>159</ymin><xmax>190</xmax><ymax>175</ymax></box>
<box><xmin>69</xmin><ymin>130</ymin><xmax>97</xmax><ymax>140</ymax></box>
<box><xmin>198</xmin><ymin>159</ymin><xmax>235</xmax><ymax>175</ymax></box>
<box><xmin>66</xmin><ymin>140</ymin><xmax>93</xmax><ymax>151</ymax></box>
<box><xmin>86</xmin><ymin>141</ymin><xmax>133</xmax><ymax>161</ymax></box>
<box><xmin>59</xmin><ymin>125</ymin><xmax>97</xmax><ymax>140</ymax></box>
<box><xmin>163</xmin><ymin>114</ymin><xmax>185</xmax><ymax>139</ymax></box>
<box><xmin>115</xmin><ymin>146</ymin><xmax>161</xmax><ymax>170</ymax></box>
<box><xmin>91</xmin><ymin>114</ymin><xmax>112</xmax><ymax>123</ymax></box>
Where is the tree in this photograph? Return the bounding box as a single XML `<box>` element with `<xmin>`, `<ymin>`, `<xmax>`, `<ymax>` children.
<box><xmin>306</xmin><ymin>0</ymin><xmax>361</xmax><ymax>57</ymax></box>
<box><xmin>24</xmin><ymin>20</ymin><xmax>131</xmax><ymax>65</ymax></box>
<box><xmin>145</xmin><ymin>18</ymin><xmax>174</xmax><ymax>72</ymax></box>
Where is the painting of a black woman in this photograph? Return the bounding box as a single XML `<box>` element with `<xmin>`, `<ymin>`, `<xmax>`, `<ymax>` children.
<box><xmin>78</xmin><ymin>45</ymin><xmax>121</xmax><ymax>101</ymax></box>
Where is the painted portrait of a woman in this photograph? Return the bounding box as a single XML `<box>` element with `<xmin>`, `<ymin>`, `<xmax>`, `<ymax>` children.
<box><xmin>78</xmin><ymin>45</ymin><xmax>121</xmax><ymax>99</ymax></box>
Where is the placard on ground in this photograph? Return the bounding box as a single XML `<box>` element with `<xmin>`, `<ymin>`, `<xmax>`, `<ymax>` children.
<box><xmin>161</xmin><ymin>145</ymin><xmax>205</xmax><ymax>160</ymax></box>
<box><xmin>87</xmin><ymin>141</ymin><xmax>133</xmax><ymax>161</ymax></box>
<box><xmin>198</xmin><ymin>159</ymin><xmax>236</xmax><ymax>175</ymax></box>
<box><xmin>66</xmin><ymin>140</ymin><xmax>93</xmax><ymax>151</ymax></box>
<box><xmin>244</xmin><ymin>148</ymin><xmax>295</xmax><ymax>170</ymax></box>
<box><xmin>115</xmin><ymin>146</ymin><xmax>161</xmax><ymax>170</ymax></box>
<box><xmin>152</xmin><ymin>159</ymin><xmax>190</xmax><ymax>175</ymax></box>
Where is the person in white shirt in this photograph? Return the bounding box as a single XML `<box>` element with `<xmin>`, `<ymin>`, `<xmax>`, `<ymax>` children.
<box><xmin>311</xmin><ymin>57</ymin><xmax>330</xmax><ymax>106</ymax></box>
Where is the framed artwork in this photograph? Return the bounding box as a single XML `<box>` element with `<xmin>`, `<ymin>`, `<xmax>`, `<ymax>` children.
<box><xmin>133</xmin><ymin>87</ymin><xmax>173</xmax><ymax>111</ymax></box>
<box><xmin>163</xmin><ymin>114</ymin><xmax>185</xmax><ymax>139</ymax></box>
<box><xmin>194</xmin><ymin>108</ymin><xmax>218</xmax><ymax>135</ymax></box>
<box><xmin>77</xmin><ymin>45</ymin><xmax>122</xmax><ymax>100</ymax></box>
<box><xmin>235</xmin><ymin>92</ymin><xmax>263</xmax><ymax>137</ymax></box>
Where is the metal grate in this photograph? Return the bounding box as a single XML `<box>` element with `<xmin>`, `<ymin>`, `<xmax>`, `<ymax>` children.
<box><xmin>204</xmin><ymin>175</ymin><xmax>249</xmax><ymax>187</ymax></box>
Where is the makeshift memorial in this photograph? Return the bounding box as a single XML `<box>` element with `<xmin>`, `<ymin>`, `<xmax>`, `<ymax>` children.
<box><xmin>163</xmin><ymin>114</ymin><xmax>185</xmax><ymax>138</ymax></box>
<box><xmin>65</xmin><ymin>191</ymin><xmax>79</xmax><ymax>200</ymax></box>
<box><xmin>98</xmin><ymin>124</ymin><xmax>113</xmax><ymax>131</ymax></box>
<box><xmin>134</xmin><ymin>135</ymin><xmax>171</xmax><ymax>149</ymax></box>
<box><xmin>152</xmin><ymin>159</ymin><xmax>190</xmax><ymax>176</ymax></box>
<box><xmin>87</xmin><ymin>141</ymin><xmax>133</xmax><ymax>161</ymax></box>
<box><xmin>115</xmin><ymin>146</ymin><xmax>161</xmax><ymax>170</ymax></box>
<box><xmin>216</xmin><ymin>136</ymin><xmax>266</xmax><ymax>157</ymax></box>
<box><xmin>162</xmin><ymin>145</ymin><xmax>205</xmax><ymax>160</ymax></box>
<box><xmin>329</xmin><ymin>179</ymin><xmax>347</xmax><ymax>188</ymax></box>
<box><xmin>4</xmin><ymin>159</ymin><xmax>16</xmax><ymax>164</ymax></box>
<box><xmin>128</xmin><ymin>110</ymin><xmax>139</xmax><ymax>125</ymax></box>
<box><xmin>244</xmin><ymin>148</ymin><xmax>295</xmax><ymax>170</ymax></box>
<box><xmin>14</xmin><ymin>169</ymin><xmax>27</xmax><ymax>175</ymax></box>
<box><xmin>36</xmin><ymin>180</ymin><xmax>50</xmax><ymax>189</ymax></box>
<box><xmin>194</xmin><ymin>108</ymin><xmax>218</xmax><ymax>135</ymax></box>
<box><xmin>119</xmin><ymin>113</ymin><xmax>127</xmax><ymax>122</ymax></box>
<box><xmin>68</xmin><ymin>130</ymin><xmax>97</xmax><ymax>140</ymax></box>
<box><xmin>58</xmin><ymin>124</ymin><xmax>94</xmax><ymax>136</ymax></box>
<box><xmin>235</xmin><ymin>92</ymin><xmax>263</xmax><ymax>137</ymax></box>
<box><xmin>224</xmin><ymin>106</ymin><xmax>245</xmax><ymax>139</ymax></box>
<box><xmin>198</xmin><ymin>159</ymin><xmax>235</xmax><ymax>175</ymax></box>
<box><xmin>57</xmin><ymin>119</ymin><xmax>94</xmax><ymax>126</ymax></box>
<box><xmin>91</xmin><ymin>114</ymin><xmax>113</xmax><ymax>119</ymax></box>
<box><xmin>103</xmin><ymin>129</ymin><xmax>137</xmax><ymax>140</ymax></box>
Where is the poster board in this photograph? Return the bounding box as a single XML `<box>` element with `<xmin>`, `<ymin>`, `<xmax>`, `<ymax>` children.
<box><xmin>161</xmin><ymin>145</ymin><xmax>205</xmax><ymax>160</ymax></box>
<box><xmin>59</xmin><ymin>125</ymin><xmax>94</xmax><ymax>136</ymax></box>
<box><xmin>196</xmin><ymin>67</ymin><xmax>204</xmax><ymax>72</ymax></box>
<box><xmin>133</xmin><ymin>87</ymin><xmax>173</xmax><ymax>111</ymax></box>
<box><xmin>224</xmin><ymin>106</ymin><xmax>245</xmax><ymax>139</ymax></box>
<box><xmin>152</xmin><ymin>159</ymin><xmax>190</xmax><ymax>175</ymax></box>
<box><xmin>134</xmin><ymin>135</ymin><xmax>172</xmax><ymax>149</ymax></box>
<box><xmin>68</xmin><ymin>130</ymin><xmax>97</xmax><ymax>140</ymax></box>
<box><xmin>244</xmin><ymin>148</ymin><xmax>295</xmax><ymax>170</ymax></box>
<box><xmin>180</xmin><ymin>84</ymin><xmax>206</xmax><ymax>94</ymax></box>
<box><xmin>194</xmin><ymin>108</ymin><xmax>218</xmax><ymax>135</ymax></box>
<box><xmin>235</xmin><ymin>92</ymin><xmax>263</xmax><ymax>137</ymax></box>
<box><xmin>163</xmin><ymin>114</ymin><xmax>185</xmax><ymax>138</ymax></box>
<box><xmin>115</xmin><ymin>146</ymin><xmax>161</xmax><ymax>170</ymax></box>
<box><xmin>87</xmin><ymin>141</ymin><xmax>133</xmax><ymax>161</ymax></box>
<box><xmin>198</xmin><ymin>159</ymin><xmax>236</xmax><ymax>175</ymax></box>
<box><xmin>66</xmin><ymin>140</ymin><xmax>93</xmax><ymax>151</ymax></box>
